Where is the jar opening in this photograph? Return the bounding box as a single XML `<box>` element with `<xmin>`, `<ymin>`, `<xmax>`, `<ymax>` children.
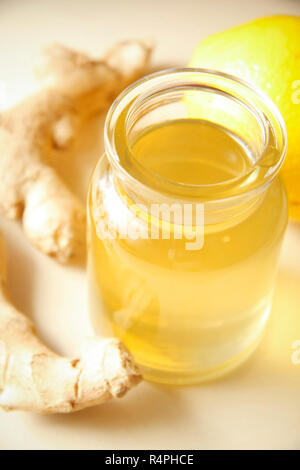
<box><xmin>104</xmin><ymin>68</ymin><xmax>287</xmax><ymax>201</ymax></box>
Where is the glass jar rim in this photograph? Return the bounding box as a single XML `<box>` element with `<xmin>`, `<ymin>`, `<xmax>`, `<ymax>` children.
<box><xmin>104</xmin><ymin>68</ymin><xmax>287</xmax><ymax>201</ymax></box>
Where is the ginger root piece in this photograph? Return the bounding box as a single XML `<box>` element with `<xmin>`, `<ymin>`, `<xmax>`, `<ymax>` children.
<box><xmin>0</xmin><ymin>234</ymin><xmax>141</xmax><ymax>413</ymax></box>
<box><xmin>0</xmin><ymin>40</ymin><xmax>152</xmax><ymax>262</ymax></box>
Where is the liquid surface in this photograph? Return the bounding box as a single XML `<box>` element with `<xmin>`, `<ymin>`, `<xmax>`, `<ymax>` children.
<box><xmin>131</xmin><ymin>120</ymin><xmax>252</xmax><ymax>185</ymax></box>
<box><xmin>88</xmin><ymin>120</ymin><xmax>287</xmax><ymax>384</ymax></box>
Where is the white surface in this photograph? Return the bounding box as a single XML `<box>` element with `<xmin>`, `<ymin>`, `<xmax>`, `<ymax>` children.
<box><xmin>0</xmin><ymin>0</ymin><xmax>300</xmax><ymax>450</ymax></box>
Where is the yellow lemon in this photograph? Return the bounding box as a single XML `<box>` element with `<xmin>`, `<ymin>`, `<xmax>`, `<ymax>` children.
<box><xmin>189</xmin><ymin>15</ymin><xmax>300</xmax><ymax>219</ymax></box>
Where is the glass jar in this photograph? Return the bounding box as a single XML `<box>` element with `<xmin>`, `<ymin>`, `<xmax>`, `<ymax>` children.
<box><xmin>87</xmin><ymin>69</ymin><xmax>287</xmax><ymax>385</ymax></box>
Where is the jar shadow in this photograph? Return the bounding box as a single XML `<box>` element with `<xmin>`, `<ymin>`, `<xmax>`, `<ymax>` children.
<box><xmin>212</xmin><ymin>222</ymin><xmax>300</xmax><ymax>386</ymax></box>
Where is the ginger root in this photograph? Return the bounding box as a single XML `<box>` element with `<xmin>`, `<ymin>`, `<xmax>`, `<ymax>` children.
<box><xmin>0</xmin><ymin>233</ymin><xmax>141</xmax><ymax>413</ymax></box>
<box><xmin>0</xmin><ymin>40</ymin><xmax>152</xmax><ymax>262</ymax></box>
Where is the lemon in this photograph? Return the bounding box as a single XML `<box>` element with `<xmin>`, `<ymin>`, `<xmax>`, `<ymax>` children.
<box><xmin>189</xmin><ymin>15</ymin><xmax>300</xmax><ymax>219</ymax></box>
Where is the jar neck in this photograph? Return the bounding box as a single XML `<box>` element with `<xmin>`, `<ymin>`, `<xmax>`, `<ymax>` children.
<box><xmin>104</xmin><ymin>68</ymin><xmax>287</xmax><ymax>226</ymax></box>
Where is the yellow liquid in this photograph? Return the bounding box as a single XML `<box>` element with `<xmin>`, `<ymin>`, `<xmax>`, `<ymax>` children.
<box><xmin>88</xmin><ymin>120</ymin><xmax>287</xmax><ymax>384</ymax></box>
<box><xmin>129</xmin><ymin>120</ymin><xmax>252</xmax><ymax>185</ymax></box>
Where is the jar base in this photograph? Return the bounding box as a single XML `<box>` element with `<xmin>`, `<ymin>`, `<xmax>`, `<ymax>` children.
<box><xmin>138</xmin><ymin>332</ymin><xmax>264</xmax><ymax>386</ymax></box>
